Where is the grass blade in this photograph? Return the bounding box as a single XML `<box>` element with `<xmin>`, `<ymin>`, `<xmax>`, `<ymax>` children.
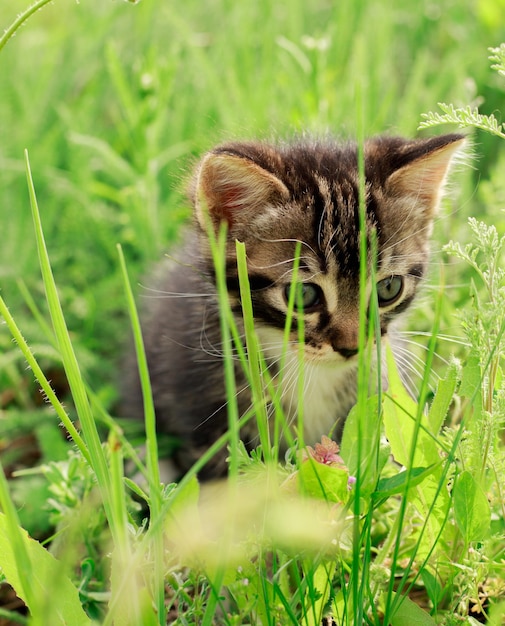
<box><xmin>117</xmin><ymin>243</ymin><xmax>166</xmax><ymax>624</ymax></box>
<box><xmin>24</xmin><ymin>150</ymin><xmax>111</xmax><ymax>500</ymax></box>
<box><xmin>0</xmin><ymin>294</ymin><xmax>89</xmax><ymax>462</ymax></box>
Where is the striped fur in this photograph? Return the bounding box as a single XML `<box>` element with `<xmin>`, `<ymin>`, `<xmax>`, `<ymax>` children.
<box><xmin>124</xmin><ymin>134</ymin><xmax>465</xmax><ymax>479</ymax></box>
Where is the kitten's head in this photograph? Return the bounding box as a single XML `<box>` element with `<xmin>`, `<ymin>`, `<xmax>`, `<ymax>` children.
<box><xmin>191</xmin><ymin>134</ymin><xmax>465</xmax><ymax>363</ymax></box>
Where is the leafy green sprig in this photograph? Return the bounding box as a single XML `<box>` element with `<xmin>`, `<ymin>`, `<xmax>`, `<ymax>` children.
<box><xmin>419</xmin><ymin>102</ymin><xmax>505</xmax><ymax>139</ymax></box>
<box><xmin>489</xmin><ymin>43</ymin><xmax>505</xmax><ymax>77</ymax></box>
<box><xmin>419</xmin><ymin>46</ymin><xmax>505</xmax><ymax>139</ymax></box>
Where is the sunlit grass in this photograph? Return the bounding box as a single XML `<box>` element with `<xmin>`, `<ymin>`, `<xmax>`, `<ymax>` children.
<box><xmin>1</xmin><ymin>0</ymin><xmax>505</xmax><ymax>624</ymax></box>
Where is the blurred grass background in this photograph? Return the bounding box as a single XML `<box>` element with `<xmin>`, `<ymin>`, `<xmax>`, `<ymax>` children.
<box><xmin>0</xmin><ymin>0</ymin><xmax>504</xmax><ymax>499</ymax></box>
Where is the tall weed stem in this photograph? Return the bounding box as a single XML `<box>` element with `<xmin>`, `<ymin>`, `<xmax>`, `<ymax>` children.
<box><xmin>0</xmin><ymin>0</ymin><xmax>54</xmax><ymax>55</ymax></box>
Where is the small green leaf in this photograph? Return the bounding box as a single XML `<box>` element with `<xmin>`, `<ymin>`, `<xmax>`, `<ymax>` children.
<box><xmin>383</xmin><ymin>347</ymin><xmax>419</xmax><ymax>466</ymax></box>
<box><xmin>428</xmin><ymin>360</ymin><xmax>460</xmax><ymax>434</ymax></box>
<box><xmin>341</xmin><ymin>395</ymin><xmax>384</xmax><ymax>495</ymax></box>
<box><xmin>453</xmin><ymin>470</ymin><xmax>491</xmax><ymax>543</ymax></box>
<box><xmin>0</xmin><ymin>513</ymin><xmax>91</xmax><ymax>626</ymax></box>
<box><xmin>487</xmin><ymin>600</ymin><xmax>505</xmax><ymax>625</ymax></box>
<box><xmin>298</xmin><ymin>460</ymin><xmax>350</xmax><ymax>503</ymax></box>
<box><xmin>383</xmin><ymin>347</ymin><xmax>451</xmax><ymax>559</ymax></box>
<box><xmin>383</xmin><ymin>347</ymin><xmax>439</xmax><ymax>468</ymax></box>
<box><xmin>165</xmin><ymin>475</ymin><xmax>200</xmax><ymax>527</ymax></box>
<box><xmin>305</xmin><ymin>561</ymin><xmax>337</xmax><ymax>626</ymax></box>
<box><xmin>374</xmin><ymin>466</ymin><xmax>436</xmax><ymax>498</ymax></box>
<box><xmin>390</xmin><ymin>593</ymin><xmax>437</xmax><ymax>625</ymax></box>
<box><xmin>420</xmin><ymin>568</ymin><xmax>443</xmax><ymax>607</ymax></box>
<box><xmin>459</xmin><ymin>352</ymin><xmax>483</xmax><ymax>406</ymax></box>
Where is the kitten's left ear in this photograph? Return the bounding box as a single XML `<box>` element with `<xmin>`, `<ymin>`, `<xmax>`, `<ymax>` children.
<box><xmin>193</xmin><ymin>152</ymin><xmax>289</xmax><ymax>237</ymax></box>
<box><xmin>385</xmin><ymin>134</ymin><xmax>466</xmax><ymax>217</ymax></box>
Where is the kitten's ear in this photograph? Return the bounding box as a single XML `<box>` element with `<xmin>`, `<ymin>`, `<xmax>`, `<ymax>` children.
<box><xmin>193</xmin><ymin>153</ymin><xmax>289</xmax><ymax>236</ymax></box>
<box><xmin>385</xmin><ymin>135</ymin><xmax>466</xmax><ymax>216</ymax></box>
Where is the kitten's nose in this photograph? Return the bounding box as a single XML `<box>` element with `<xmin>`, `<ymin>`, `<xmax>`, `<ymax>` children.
<box><xmin>330</xmin><ymin>323</ymin><xmax>359</xmax><ymax>358</ymax></box>
<box><xmin>337</xmin><ymin>347</ymin><xmax>359</xmax><ymax>359</ymax></box>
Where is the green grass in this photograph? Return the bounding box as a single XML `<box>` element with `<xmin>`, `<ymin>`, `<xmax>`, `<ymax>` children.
<box><xmin>1</xmin><ymin>0</ymin><xmax>505</xmax><ymax>624</ymax></box>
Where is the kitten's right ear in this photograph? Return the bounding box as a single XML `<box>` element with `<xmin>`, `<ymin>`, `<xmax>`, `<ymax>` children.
<box><xmin>384</xmin><ymin>134</ymin><xmax>466</xmax><ymax>219</ymax></box>
<box><xmin>193</xmin><ymin>153</ymin><xmax>289</xmax><ymax>237</ymax></box>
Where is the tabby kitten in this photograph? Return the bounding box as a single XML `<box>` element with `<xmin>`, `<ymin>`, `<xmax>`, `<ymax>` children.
<box><xmin>124</xmin><ymin>134</ymin><xmax>464</xmax><ymax>479</ymax></box>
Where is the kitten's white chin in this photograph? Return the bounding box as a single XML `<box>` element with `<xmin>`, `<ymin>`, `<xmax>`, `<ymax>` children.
<box><xmin>275</xmin><ymin>354</ymin><xmax>359</xmax><ymax>444</ymax></box>
<box><xmin>256</xmin><ymin>326</ymin><xmax>360</xmax><ymax>443</ymax></box>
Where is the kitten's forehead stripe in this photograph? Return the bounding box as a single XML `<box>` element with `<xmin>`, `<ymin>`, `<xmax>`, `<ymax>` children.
<box><xmin>209</xmin><ymin>135</ymin><xmax>462</xmax><ymax>351</ymax></box>
<box><xmin>216</xmin><ymin>140</ymin><xmax>396</xmax><ymax>280</ymax></box>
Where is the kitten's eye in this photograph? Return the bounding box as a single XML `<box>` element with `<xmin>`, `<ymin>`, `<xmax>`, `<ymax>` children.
<box><xmin>284</xmin><ymin>282</ymin><xmax>321</xmax><ymax>311</ymax></box>
<box><xmin>376</xmin><ymin>275</ymin><xmax>404</xmax><ymax>306</ymax></box>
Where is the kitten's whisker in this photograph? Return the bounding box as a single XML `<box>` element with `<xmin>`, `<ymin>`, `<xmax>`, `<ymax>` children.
<box><xmin>197</xmin><ymin>318</ymin><xmax>247</xmax><ymax>361</ymax></box>
<box><xmin>272</xmin><ymin>356</ymin><xmax>302</xmax><ymax>425</ymax></box>
<box><xmin>382</xmin><ymin>223</ymin><xmax>429</xmax><ymax>253</ymax></box>
<box><xmin>250</xmin><ymin>263</ymin><xmax>324</xmax><ymax>286</ymax></box>
<box><xmin>400</xmin><ymin>331</ymin><xmax>470</xmax><ymax>347</ymax></box>
<box><xmin>392</xmin><ymin>354</ymin><xmax>430</xmax><ymax>398</ymax></box>
<box><xmin>396</xmin><ymin>337</ymin><xmax>454</xmax><ymax>369</ymax></box>
<box><xmin>259</xmin><ymin>237</ymin><xmax>320</xmax><ymax>259</ymax></box>
<box><xmin>392</xmin><ymin>350</ymin><xmax>419</xmax><ymax>378</ymax></box>
<box><xmin>256</xmin><ymin>341</ymin><xmax>298</xmax><ymax>354</ymax></box>
<box><xmin>144</xmin><ymin>333</ymin><xmax>232</xmax><ymax>362</ymax></box>
<box><xmin>317</xmin><ymin>205</ymin><xmax>326</xmax><ymax>250</ymax></box>
<box><xmin>393</xmin><ymin>349</ymin><xmax>433</xmax><ymax>381</ymax></box>
<box><xmin>395</xmin><ymin>366</ymin><xmax>421</xmax><ymax>399</ymax></box>
<box><xmin>323</xmin><ymin>227</ymin><xmax>340</xmax><ymax>261</ymax></box>
<box><xmin>140</xmin><ymin>286</ymin><xmax>214</xmax><ymax>299</ymax></box>
<box><xmin>394</xmin><ymin>343</ymin><xmax>427</xmax><ymax>364</ymax></box>
<box><xmin>194</xmin><ymin>385</ymin><xmax>251</xmax><ymax>430</ymax></box>
<box><xmin>396</xmin><ymin>336</ymin><xmax>442</xmax><ymax>355</ymax></box>
<box><xmin>394</xmin><ymin>339</ymin><xmax>442</xmax><ymax>365</ymax></box>
<box><xmin>249</xmin><ymin>255</ymin><xmax>314</xmax><ymax>272</ymax></box>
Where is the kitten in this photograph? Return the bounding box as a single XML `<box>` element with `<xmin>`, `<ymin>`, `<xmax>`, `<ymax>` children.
<box><xmin>124</xmin><ymin>134</ymin><xmax>465</xmax><ymax>479</ymax></box>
